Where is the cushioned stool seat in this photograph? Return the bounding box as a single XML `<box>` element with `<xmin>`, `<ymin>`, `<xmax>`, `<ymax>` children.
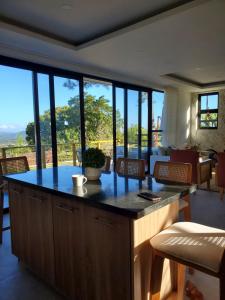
<box><xmin>150</xmin><ymin>222</ymin><xmax>225</xmax><ymax>300</ymax></box>
<box><xmin>151</xmin><ymin>222</ymin><xmax>225</xmax><ymax>273</ymax></box>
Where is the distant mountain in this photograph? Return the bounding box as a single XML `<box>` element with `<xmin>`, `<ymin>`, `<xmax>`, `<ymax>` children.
<box><xmin>0</xmin><ymin>131</ymin><xmax>26</xmax><ymax>146</ymax></box>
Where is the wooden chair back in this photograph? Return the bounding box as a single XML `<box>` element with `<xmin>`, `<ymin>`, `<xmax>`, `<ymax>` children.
<box><xmin>116</xmin><ymin>158</ymin><xmax>145</xmax><ymax>178</ymax></box>
<box><xmin>0</xmin><ymin>156</ymin><xmax>30</xmax><ymax>184</ymax></box>
<box><xmin>0</xmin><ymin>156</ymin><xmax>29</xmax><ymax>244</ymax></box>
<box><xmin>170</xmin><ymin>149</ymin><xmax>198</xmax><ymax>183</ymax></box>
<box><xmin>154</xmin><ymin>161</ymin><xmax>192</xmax><ymax>184</ymax></box>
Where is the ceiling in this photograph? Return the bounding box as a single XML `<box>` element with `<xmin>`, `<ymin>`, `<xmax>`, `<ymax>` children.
<box><xmin>0</xmin><ymin>0</ymin><xmax>225</xmax><ymax>90</ymax></box>
<box><xmin>0</xmin><ymin>0</ymin><xmax>192</xmax><ymax>45</ymax></box>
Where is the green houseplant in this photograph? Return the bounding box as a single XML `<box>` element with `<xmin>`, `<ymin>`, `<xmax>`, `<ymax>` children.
<box><xmin>82</xmin><ymin>148</ymin><xmax>105</xmax><ymax>180</ymax></box>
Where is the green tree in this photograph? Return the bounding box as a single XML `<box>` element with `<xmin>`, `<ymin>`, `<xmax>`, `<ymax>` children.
<box><xmin>25</xmin><ymin>93</ymin><xmax>123</xmax><ymax>145</ymax></box>
<box><xmin>26</xmin><ymin>122</ymin><xmax>35</xmax><ymax>145</ymax></box>
<box><xmin>16</xmin><ymin>133</ymin><xmax>25</xmax><ymax>146</ymax></box>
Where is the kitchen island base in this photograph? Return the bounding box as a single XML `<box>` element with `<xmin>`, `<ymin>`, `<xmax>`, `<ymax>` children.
<box><xmin>8</xmin><ymin>181</ymin><xmax>180</xmax><ymax>300</ymax></box>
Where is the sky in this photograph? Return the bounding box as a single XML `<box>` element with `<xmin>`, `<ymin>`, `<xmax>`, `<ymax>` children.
<box><xmin>0</xmin><ymin>65</ymin><xmax>164</xmax><ymax>134</ymax></box>
<box><xmin>200</xmin><ymin>94</ymin><xmax>218</xmax><ymax>110</ymax></box>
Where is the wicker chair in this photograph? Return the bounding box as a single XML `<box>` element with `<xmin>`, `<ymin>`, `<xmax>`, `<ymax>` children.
<box><xmin>153</xmin><ymin>161</ymin><xmax>192</xmax><ymax>221</ymax></box>
<box><xmin>116</xmin><ymin>158</ymin><xmax>146</xmax><ymax>179</ymax></box>
<box><xmin>170</xmin><ymin>149</ymin><xmax>212</xmax><ymax>189</ymax></box>
<box><xmin>0</xmin><ymin>156</ymin><xmax>29</xmax><ymax>243</ymax></box>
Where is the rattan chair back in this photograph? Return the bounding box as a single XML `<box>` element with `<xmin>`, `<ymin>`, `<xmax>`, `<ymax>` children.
<box><xmin>116</xmin><ymin>158</ymin><xmax>146</xmax><ymax>178</ymax></box>
<box><xmin>0</xmin><ymin>156</ymin><xmax>29</xmax><ymax>184</ymax></box>
<box><xmin>154</xmin><ymin>161</ymin><xmax>192</xmax><ymax>184</ymax></box>
<box><xmin>0</xmin><ymin>156</ymin><xmax>29</xmax><ymax>244</ymax></box>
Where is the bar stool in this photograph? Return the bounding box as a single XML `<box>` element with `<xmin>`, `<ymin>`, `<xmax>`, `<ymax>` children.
<box><xmin>153</xmin><ymin>161</ymin><xmax>192</xmax><ymax>221</ymax></box>
<box><xmin>150</xmin><ymin>222</ymin><xmax>225</xmax><ymax>300</ymax></box>
<box><xmin>0</xmin><ymin>156</ymin><xmax>29</xmax><ymax>244</ymax></box>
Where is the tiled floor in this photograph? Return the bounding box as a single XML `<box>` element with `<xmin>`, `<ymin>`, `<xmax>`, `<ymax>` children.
<box><xmin>1</xmin><ymin>189</ymin><xmax>224</xmax><ymax>300</ymax></box>
<box><xmin>0</xmin><ymin>216</ymin><xmax>64</xmax><ymax>300</ymax></box>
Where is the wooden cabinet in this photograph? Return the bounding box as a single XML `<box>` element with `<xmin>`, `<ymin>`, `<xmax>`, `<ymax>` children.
<box><xmin>25</xmin><ymin>188</ymin><xmax>54</xmax><ymax>284</ymax></box>
<box><xmin>82</xmin><ymin>205</ymin><xmax>131</xmax><ymax>300</ymax></box>
<box><xmin>8</xmin><ymin>181</ymin><xmax>179</xmax><ymax>300</ymax></box>
<box><xmin>9</xmin><ymin>183</ymin><xmax>28</xmax><ymax>261</ymax></box>
<box><xmin>9</xmin><ymin>183</ymin><xmax>54</xmax><ymax>285</ymax></box>
<box><xmin>53</xmin><ymin>197</ymin><xmax>84</xmax><ymax>299</ymax></box>
<box><xmin>53</xmin><ymin>198</ymin><xmax>131</xmax><ymax>300</ymax></box>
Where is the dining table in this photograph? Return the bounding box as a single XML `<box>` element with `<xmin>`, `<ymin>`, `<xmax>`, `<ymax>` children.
<box><xmin>4</xmin><ymin>166</ymin><xmax>196</xmax><ymax>300</ymax></box>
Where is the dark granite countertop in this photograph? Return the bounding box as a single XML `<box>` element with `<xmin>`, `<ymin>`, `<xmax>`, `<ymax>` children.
<box><xmin>3</xmin><ymin>166</ymin><xmax>196</xmax><ymax>219</ymax></box>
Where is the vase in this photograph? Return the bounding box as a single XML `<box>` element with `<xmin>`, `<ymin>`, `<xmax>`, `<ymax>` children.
<box><xmin>85</xmin><ymin>167</ymin><xmax>101</xmax><ymax>180</ymax></box>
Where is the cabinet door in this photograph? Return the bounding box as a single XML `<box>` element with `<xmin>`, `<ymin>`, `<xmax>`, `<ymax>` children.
<box><xmin>9</xmin><ymin>183</ymin><xmax>28</xmax><ymax>261</ymax></box>
<box><xmin>25</xmin><ymin>188</ymin><xmax>55</xmax><ymax>284</ymax></box>
<box><xmin>83</xmin><ymin>206</ymin><xmax>131</xmax><ymax>300</ymax></box>
<box><xmin>53</xmin><ymin>197</ymin><xmax>84</xmax><ymax>299</ymax></box>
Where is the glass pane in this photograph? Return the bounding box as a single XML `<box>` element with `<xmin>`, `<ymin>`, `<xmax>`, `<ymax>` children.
<box><xmin>200</xmin><ymin>113</ymin><xmax>218</xmax><ymax>121</ymax></box>
<box><xmin>116</xmin><ymin>87</ymin><xmax>124</xmax><ymax>158</ymax></box>
<box><xmin>84</xmin><ymin>78</ymin><xmax>113</xmax><ymax>159</ymax></box>
<box><xmin>0</xmin><ymin>65</ymin><xmax>36</xmax><ymax>169</ymax></box>
<box><xmin>37</xmin><ymin>73</ymin><xmax>52</xmax><ymax>168</ymax></box>
<box><xmin>54</xmin><ymin>76</ymin><xmax>81</xmax><ymax>166</ymax></box>
<box><xmin>127</xmin><ymin>89</ymin><xmax>138</xmax><ymax>158</ymax></box>
<box><xmin>141</xmin><ymin>92</ymin><xmax>148</xmax><ymax>160</ymax></box>
<box><xmin>200</xmin><ymin>120</ymin><xmax>217</xmax><ymax>128</ymax></box>
<box><xmin>152</xmin><ymin>132</ymin><xmax>163</xmax><ymax>148</ymax></box>
<box><xmin>150</xmin><ymin>91</ymin><xmax>165</xmax><ymax>175</ymax></box>
<box><xmin>200</xmin><ymin>94</ymin><xmax>218</xmax><ymax>110</ymax></box>
<box><xmin>152</xmin><ymin>91</ymin><xmax>164</xmax><ymax>131</ymax></box>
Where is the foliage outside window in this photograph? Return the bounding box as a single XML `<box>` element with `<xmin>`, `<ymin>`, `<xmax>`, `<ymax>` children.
<box><xmin>198</xmin><ymin>93</ymin><xmax>219</xmax><ymax>129</ymax></box>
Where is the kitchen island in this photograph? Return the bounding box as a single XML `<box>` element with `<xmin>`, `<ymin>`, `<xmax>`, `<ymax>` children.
<box><xmin>4</xmin><ymin>166</ymin><xmax>195</xmax><ymax>300</ymax></box>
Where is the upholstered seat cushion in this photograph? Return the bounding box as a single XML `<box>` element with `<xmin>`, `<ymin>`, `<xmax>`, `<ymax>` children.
<box><xmin>150</xmin><ymin>222</ymin><xmax>225</xmax><ymax>274</ymax></box>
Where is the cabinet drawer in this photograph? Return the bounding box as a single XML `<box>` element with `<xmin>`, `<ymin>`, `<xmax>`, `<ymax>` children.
<box><xmin>25</xmin><ymin>187</ymin><xmax>50</xmax><ymax>202</ymax></box>
<box><xmin>54</xmin><ymin>197</ymin><xmax>82</xmax><ymax>213</ymax></box>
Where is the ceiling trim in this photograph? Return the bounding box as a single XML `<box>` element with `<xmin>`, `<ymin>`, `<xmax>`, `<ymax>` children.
<box><xmin>76</xmin><ymin>0</ymin><xmax>210</xmax><ymax>50</ymax></box>
<box><xmin>0</xmin><ymin>20</ymin><xmax>77</xmax><ymax>51</ymax></box>
<box><xmin>163</xmin><ymin>74</ymin><xmax>225</xmax><ymax>89</ymax></box>
<box><xmin>0</xmin><ymin>0</ymin><xmax>210</xmax><ymax>51</ymax></box>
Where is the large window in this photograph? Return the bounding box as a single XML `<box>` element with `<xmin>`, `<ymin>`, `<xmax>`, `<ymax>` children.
<box><xmin>0</xmin><ymin>56</ymin><xmax>164</xmax><ymax>173</ymax></box>
<box><xmin>198</xmin><ymin>93</ymin><xmax>219</xmax><ymax>129</ymax></box>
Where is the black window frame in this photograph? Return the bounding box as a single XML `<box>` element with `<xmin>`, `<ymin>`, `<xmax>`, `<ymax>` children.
<box><xmin>198</xmin><ymin>92</ymin><xmax>219</xmax><ymax>130</ymax></box>
<box><xmin>0</xmin><ymin>55</ymin><xmax>164</xmax><ymax>174</ymax></box>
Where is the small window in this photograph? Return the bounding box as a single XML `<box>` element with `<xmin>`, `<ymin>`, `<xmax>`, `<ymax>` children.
<box><xmin>198</xmin><ymin>93</ymin><xmax>219</xmax><ymax>129</ymax></box>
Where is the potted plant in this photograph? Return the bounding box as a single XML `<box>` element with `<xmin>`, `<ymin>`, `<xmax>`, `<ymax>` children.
<box><xmin>82</xmin><ymin>148</ymin><xmax>105</xmax><ymax>180</ymax></box>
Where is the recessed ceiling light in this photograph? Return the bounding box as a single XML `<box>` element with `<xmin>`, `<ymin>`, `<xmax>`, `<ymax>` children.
<box><xmin>195</xmin><ymin>67</ymin><xmax>201</xmax><ymax>71</ymax></box>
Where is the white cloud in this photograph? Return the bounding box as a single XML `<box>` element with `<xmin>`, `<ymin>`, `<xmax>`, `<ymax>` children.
<box><xmin>0</xmin><ymin>124</ymin><xmax>24</xmax><ymax>132</ymax></box>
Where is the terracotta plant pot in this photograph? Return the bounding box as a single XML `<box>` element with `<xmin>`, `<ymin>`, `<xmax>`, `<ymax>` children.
<box><xmin>85</xmin><ymin>167</ymin><xmax>101</xmax><ymax>181</ymax></box>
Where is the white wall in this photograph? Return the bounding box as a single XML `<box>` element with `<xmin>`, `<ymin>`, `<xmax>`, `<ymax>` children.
<box><xmin>163</xmin><ymin>87</ymin><xmax>191</xmax><ymax>147</ymax></box>
<box><xmin>163</xmin><ymin>87</ymin><xmax>192</xmax><ymax>147</ymax></box>
<box><xmin>176</xmin><ymin>88</ymin><xmax>192</xmax><ymax>147</ymax></box>
<box><xmin>162</xmin><ymin>87</ymin><xmax>178</xmax><ymax>146</ymax></box>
